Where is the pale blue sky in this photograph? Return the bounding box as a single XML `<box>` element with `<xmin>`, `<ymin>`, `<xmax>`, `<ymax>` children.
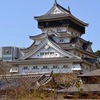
<box><xmin>0</xmin><ymin>0</ymin><xmax>100</xmax><ymax>52</ymax></box>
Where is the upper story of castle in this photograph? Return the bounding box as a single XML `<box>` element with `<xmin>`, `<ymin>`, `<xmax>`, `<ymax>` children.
<box><xmin>34</xmin><ymin>0</ymin><xmax>88</xmax><ymax>37</ymax></box>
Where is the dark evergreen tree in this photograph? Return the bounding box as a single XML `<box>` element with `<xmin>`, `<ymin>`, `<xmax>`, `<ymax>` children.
<box><xmin>95</xmin><ymin>50</ymin><xmax>100</xmax><ymax>56</ymax></box>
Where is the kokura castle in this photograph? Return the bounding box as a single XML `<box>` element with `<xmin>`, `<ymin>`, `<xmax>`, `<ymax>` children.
<box><xmin>8</xmin><ymin>0</ymin><xmax>99</xmax><ymax>75</ymax></box>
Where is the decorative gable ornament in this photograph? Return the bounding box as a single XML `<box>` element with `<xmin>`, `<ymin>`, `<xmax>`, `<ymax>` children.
<box><xmin>50</xmin><ymin>7</ymin><xmax>64</xmax><ymax>14</ymax></box>
<box><xmin>45</xmin><ymin>44</ymin><xmax>49</xmax><ymax>50</ymax></box>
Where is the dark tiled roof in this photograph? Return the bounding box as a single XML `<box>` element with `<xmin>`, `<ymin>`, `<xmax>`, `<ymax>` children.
<box><xmin>11</xmin><ymin>57</ymin><xmax>82</xmax><ymax>65</ymax></box>
<box><xmin>34</xmin><ymin>2</ymin><xmax>88</xmax><ymax>26</ymax></box>
<box><xmin>83</xmin><ymin>58</ymin><xmax>97</xmax><ymax>64</ymax></box>
<box><xmin>46</xmin><ymin>84</ymin><xmax>100</xmax><ymax>92</ymax></box>
<box><xmin>82</xmin><ymin>41</ymin><xmax>92</xmax><ymax>50</ymax></box>
<box><xmin>35</xmin><ymin>14</ymin><xmax>69</xmax><ymax>20</ymax></box>
<box><xmin>55</xmin><ymin>3</ymin><xmax>71</xmax><ymax>14</ymax></box>
<box><xmin>48</xmin><ymin>36</ymin><xmax>56</xmax><ymax>43</ymax></box>
<box><xmin>42</xmin><ymin>2</ymin><xmax>71</xmax><ymax>16</ymax></box>
<box><xmin>20</xmin><ymin>42</ymin><xmax>37</xmax><ymax>53</ymax></box>
<box><xmin>30</xmin><ymin>33</ymin><xmax>45</xmax><ymax>39</ymax></box>
<box><xmin>67</xmin><ymin>84</ymin><xmax>100</xmax><ymax>92</ymax></box>
<box><xmin>79</xmin><ymin>69</ymin><xmax>100</xmax><ymax>77</ymax></box>
<box><xmin>70</xmin><ymin>37</ymin><xmax>79</xmax><ymax>43</ymax></box>
<box><xmin>70</xmin><ymin>37</ymin><xmax>92</xmax><ymax>45</ymax></box>
<box><xmin>0</xmin><ymin>73</ymin><xmax>52</xmax><ymax>90</ymax></box>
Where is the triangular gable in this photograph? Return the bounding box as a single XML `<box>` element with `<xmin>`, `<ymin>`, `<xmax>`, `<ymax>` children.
<box><xmin>45</xmin><ymin>4</ymin><xmax>70</xmax><ymax>15</ymax></box>
<box><xmin>86</xmin><ymin>45</ymin><xmax>93</xmax><ymax>52</ymax></box>
<box><xmin>76</xmin><ymin>39</ymin><xmax>82</xmax><ymax>48</ymax></box>
<box><xmin>19</xmin><ymin>38</ymin><xmax>80</xmax><ymax>60</ymax></box>
<box><xmin>48</xmin><ymin>6</ymin><xmax>64</xmax><ymax>14</ymax></box>
<box><xmin>29</xmin><ymin>46</ymin><xmax>65</xmax><ymax>59</ymax></box>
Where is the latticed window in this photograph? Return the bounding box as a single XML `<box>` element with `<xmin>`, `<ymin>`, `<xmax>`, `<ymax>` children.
<box><xmin>45</xmin><ymin>52</ymin><xmax>49</xmax><ymax>55</ymax></box>
<box><xmin>32</xmin><ymin>66</ymin><xmax>38</xmax><ymax>69</ymax></box>
<box><xmin>40</xmin><ymin>52</ymin><xmax>44</xmax><ymax>55</ymax></box>
<box><xmin>59</xmin><ymin>39</ymin><xmax>64</xmax><ymax>43</ymax></box>
<box><xmin>43</xmin><ymin>66</ymin><xmax>48</xmax><ymax>69</ymax></box>
<box><xmin>53</xmin><ymin>65</ymin><xmax>58</xmax><ymax>69</ymax></box>
<box><xmin>50</xmin><ymin>52</ymin><xmax>54</xmax><ymax>55</ymax></box>
<box><xmin>23</xmin><ymin>67</ymin><xmax>29</xmax><ymax>70</ymax></box>
<box><xmin>40</xmin><ymin>52</ymin><xmax>55</xmax><ymax>56</ymax></box>
<box><xmin>63</xmin><ymin>65</ymin><xmax>69</xmax><ymax>68</ymax></box>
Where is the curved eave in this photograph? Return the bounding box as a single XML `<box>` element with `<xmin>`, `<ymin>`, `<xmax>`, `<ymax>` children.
<box><xmin>82</xmin><ymin>59</ymin><xmax>96</xmax><ymax>66</ymax></box>
<box><xmin>56</xmin><ymin>44</ymin><xmax>97</xmax><ymax>58</ymax></box>
<box><xmin>34</xmin><ymin>14</ymin><xmax>69</xmax><ymax>21</ymax></box>
<box><xmin>34</xmin><ymin>14</ymin><xmax>88</xmax><ymax>27</ymax></box>
<box><xmin>30</xmin><ymin>33</ymin><xmax>46</xmax><ymax>40</ymax></box>
<box><xmin>30</xmin><ymin>36</ymin><xmax>45</xmax><ymax>40</ymax></box>
<box><xmin>79</xmin><ymin>37</ymin><xmax>92</xmax><ymax>44</ymax></box>
<box><xmin>10</xmin><ymin>57</ymin><xmax>82</xmax><ymax>65</ymax></box>
<box><xmin>70</xmin><ymin>15</ymin><xmax>88</xmax><ymax>27</ymax></box>
<box><xmin>20</xmin><ymin>42</ymin><xmax>37</xmax><ymax>53</ymax></box>
<box><xmin>67</xmin><ymin>47</ymin><xmax>97</xmax><ymax>58</ymax></box>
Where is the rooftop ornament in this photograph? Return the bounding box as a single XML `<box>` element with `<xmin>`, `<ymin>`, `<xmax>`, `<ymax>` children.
<box><xmin>54</xmin><ymin>0</ymin><xmax>57</xmax><ymax>5</ymax></box>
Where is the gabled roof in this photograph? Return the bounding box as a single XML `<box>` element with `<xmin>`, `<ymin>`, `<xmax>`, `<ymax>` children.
<box><xmin>70</xmin><ymin>37</ymin><xmax>92</xmax><ymax>44</ymax></box>
<box><xmin>70</xmin><ymin>37</ymin><xmax>93</xmax><ymax>52</ymax></box>
<box><xmin>82</xmin><ymin>41</ymin><xmax>92</xmax><ymax>50</ymax></box>
<box><xmin>30</xmin><ymin>31</ymin><xmax>73</xmax><ymax>40</ymax></box>
<box><xmin>45</xmin><ymin>1</ymin><xmax>71</xmax><ymax>15</ymax></box>
<box><xmin>19</xmin><ymin>38</ymin><xmax>80</xmax><ymax>60</ymax></box>
<box><xmin>34</xmin><ymin>1</ymin><xmax>88</xmax><ymax>26</ymax></box>
<box><xmin>70</xmin><ymin>37</ymin><xmax>79</xmax><ymax>43</ymax></box>
<box><xmin>83</xmin><ymin>58</ymin><xmax>98</xmax><ymax>64</ymax></box>
<box><xmin>30</xmin><ymin>33</ymin><xmax>46</xmax><ymax>40</ymax></box>
<box><xmin>21</xmin><ymin>34</ymin><xmax>96</xmax><ymax>58</ymax></box>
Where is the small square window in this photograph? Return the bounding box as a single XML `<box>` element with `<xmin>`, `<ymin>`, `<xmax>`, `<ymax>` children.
<box><xmin>53</xmin><ymin>65</ymin><xmax>57</xmax><ymax>69</ymax></box>
<box><xmin>32</xmin><ymin>66</ymin><xmax>38</xmax><ymax>69</ymax></box>
<box><xmin>23</xmin><ymin>67</ymin><xmax>29</xmax><ymax>70</ymax></box>
<box><xmin>40</xmin><ymin>52</ymin><xmax>44</xmax><ymax>55</ymax></box>
<box><xmin>59</xmin><ymin>39</ymin><xmax>64</xmax><ymax>43</ymax></box>
<box><xmin>63</xmin><ymin>65</ymin><xmax>68</xmax><ymax>68</ymax></box>
<box><xmin>45</xmin><ymin>52</ymin><xmax>49</xmax><ymax>55</ymax></box>
<box><xmin>50</xmin><ymin>52</ymin><xmax>54</xmax><ymax>55</ymax></box>
<box><xmin>43</xmin><ymin>66</ymin><xmax>48</xmax><ymax>69</ymax></box>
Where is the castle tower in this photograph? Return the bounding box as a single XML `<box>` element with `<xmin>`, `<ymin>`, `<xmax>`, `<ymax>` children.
<box><xmin>35</xmin><ymin>0</ymin><xmax>87</xmax><ymax>36</ymax></box>
<box><xmin>10</xmin><ymin>1</ymin><xmax>99</xmax><ymax>74</ymax></box>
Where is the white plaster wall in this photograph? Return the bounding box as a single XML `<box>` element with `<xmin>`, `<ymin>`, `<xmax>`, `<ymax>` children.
<box><xmin>42</xmin><ymin>27</ymin><xmax>67</xmax><ymax>33</ymax></box>
<box><xmin>35</xmin><ymin>40</ymin><xmax>42</xmax><ymax>45</ymax></box>
<box><xmin>81</xmin><ymin>63</ymin><xmax>91</xmax><ymax>73</ymax></box>
<box><xmin>72</xmin><ymin>64</ymin><xmax>81</xmax><ymax>70</ymax></box>
<box><xmin>52</xmin><ymin>36</ymin><xmax>70</xmax><ymax>43</ymax></box>
<box><xmin>30</xmin><ymin>47</ymin><xmax>64</xmax><ymax>58</ymax></box>
<box><xmin>17</xmin><ymin>63</ymin><xmax>74</xmax><ymax>74</ymax></box>
<box><xmin>68</xmin><ymin>28</ymin><xmax>81</xmax><ymax>37</ymax></box>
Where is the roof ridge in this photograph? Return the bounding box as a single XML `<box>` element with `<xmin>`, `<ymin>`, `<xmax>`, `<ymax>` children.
<box><xmin>56</xmin><ymin>3</ymin><xmax>71</xmax><ymax>14</ymax></box>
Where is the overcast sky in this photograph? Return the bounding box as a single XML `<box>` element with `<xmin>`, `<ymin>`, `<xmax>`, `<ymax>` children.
<box><xmin>0</xmin><ymin>0</ymin><xmax>100</xmax><ymax>52</ymax></box>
